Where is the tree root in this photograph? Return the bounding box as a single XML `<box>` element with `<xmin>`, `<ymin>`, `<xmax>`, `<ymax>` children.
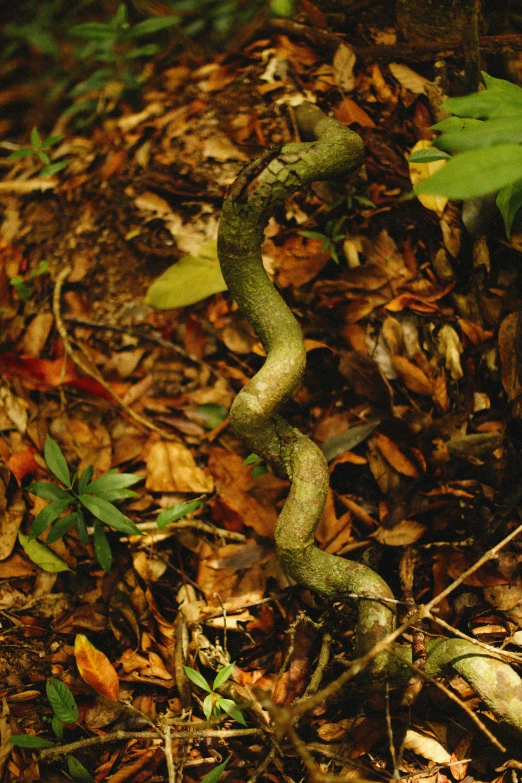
<box><xmin>217</xmin><ymin>102</ymin><xmax>522</xmax><ymax>733</ymax></box>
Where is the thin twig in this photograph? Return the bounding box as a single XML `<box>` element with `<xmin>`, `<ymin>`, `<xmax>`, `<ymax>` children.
<box><xmin>38</xmin><ymin>727</ymin><xmax>261</xmax><ymax>760</ymax></box>
<box><xmin>88</xmin><ymin>517</ymin><xmax>247</xmax><ymax>542</ymax></box>
<box><xmin>53</xmin><ymin>266</ymin><xmax>178</xmax><ymax>440</ymax></box>
<box><xmin>164</xmin><ymin>724</ymin><xmax>176</xmax><ymax>783</ymax></box>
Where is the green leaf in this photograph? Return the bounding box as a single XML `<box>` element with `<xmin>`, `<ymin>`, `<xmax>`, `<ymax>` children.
<box><xmin>29</xmin><ymin>497</ymin><xmax>72</xmax><ymax>540</ymax></box>
<box><xmin>46</xmin><ymin>678</ymin><xmax>79</xmax><ymax>723</ymax></box>
<box><xmin>67</xmin><ymin>755</ymin><xmax>94</xmax><ymax>783</ymax></box>
<box><xmin>183</xmin><ymin>666</ymin><xmax>211</xmax><ymax>692</ymax></box>
<box><xmin>196</xmin><ymin>403</ymin><xmax>228</xmax><ymax>430</ymax></box>
<box><xmin>40</xmin><ymin>135</ymin><xmax>64</xmax><ymax>148</ymax></box>
<box><xmin>40</xmin><ymin>161</ymin><xmax>69</xmax><ymax>177</ymax></box>
<box><xmin>18</xmin><ymin>532</ymin><xmax>71</xmax><ymax>572</ymax></box>
<box><xmin>78</xmin><ymin>495</ymin><xmax>142</xmax><ymax>535</ymax></box>
<box><xmin>44</xmin><ymin>434</ymin><xmax>71</xmax><ymax>486</ymax></box>
<box><xmin>203</xmin><ymin>693</ymin><xmax>214</xmax><ymax>720</ymax></box>
<box><xmin>46</xmin><ymin>512</ymin><xmax>78</xmax><ymax>544</ymax></box>
<box><xmin>124</xmin><ymin>43</ymin><xmax>161</xmax><ymax>59</ymax></box>
<box><xmin>69</xmin><ymin>69</ymin><xmax>113</xmax><ymax>97</ymax></box>
<box><xmin>213</xmin><ymin>663</ymin><xmax>234</xmax><ymax>690</ymax></box>
<box><xmin>496</xmin><ymin>178</ymin><xmax>522</xmax><ymax>238</ymax></box>
<box><xmin>69</xmin><ymin>22</ymin><xmax>116</xmax><ymax>39</ymax></box>
<box><xmin>30</xmin><ymin>259</ymin><xmax>50</xmax><ymax>279</ymax></box>
<box><xmin>436</xmin><ymin>118</ymin><xmax>522</xmax><ymax>152</ymax></box>
<box><xmin>30</xmin><ymin>127</ymin><xmax>41</xmax><ymax>148</ymax></box>
<box><xmin>430</xmin><ymin>117</ymin><xmax>483</xmax><ymax>132</ymax></box>
<box><xmin>415</xmin><ymin>144</ymin><xmax>522</xmax><ymax>199</ymax></box>
<box><xmin>407</xmin><ymin>149</ymin><xmax>451</xmax><ymax>163</ymax></box>
<box><xmin>201</xmin><ymin>756</ymin><xmax>230</xmax><ymax>783</ymax></box>
<box><xmin>37</xmin><ymin>151</ymin><xmax>51</xmax><ymax>165</ymax></box>
<box><xmin>77</xmin><ymin>465</ymin><xmax>94</xmax><ymax>495</ymax></box>
<box><xmin>76</xmin><ymin>508</ymin><xmax>89</xmax><ymax>544</ymax></box>
<box><xmin>145</xmin><ymin>240</ymin><xmax>227</xmax><ymax>309</ymax></box>
<box><xmin>482</xmin><ymin>71</ymin><xmax>522</xmax><ymax>96</ymax></box>
<box><xmin>51</xmin><ymin>716</ymin><xmax>63</xmax><ymax>740</ymax></box>
<box><xmin>93</xmin><ymin>521</ymin><xmax>113</xmax><ymax>573</ymax></box>
<box><xmin>270</xmin><ymin>0</ymin><xmax>294</xmax><ymax>18</ymax></box>
<box><xmin>8</xmin><ymin>147</ymin><xmax>33</xmax><ymax>159</ymax></box>
<box><xmin>442</xmin><ymin>91</ymin><xmax>522</xmax><ymax>120</ymax></box>
<box><xmin>95</xmin><ymin>488</ymin><xmax>139</xmax><ymax>502</ymax></box>
<box><xmin>251</xmin><ymin>464</ymin><xmax>267</xmax><ymax>478</ymax></box>
<box><xmin>242</xmin><ymin>453</ymin><xmax>262</xmax><ymax>466</ymax></box>
<box><xmin>26</xmin><ymin>481</ymin><xmax>71</xmax><ymax>501</ymax></box>
<box><xmin>9</xmin><ymin>734</ymin><xmax>55</xmax><ymax>748</ymax></box>
<box><xmin>129</xmin><ymin>16</ymin><xmax>180</xmax><ymax>37</ymax></box>
<box><xmin>156</xmin><ymin>500</ymin><xmax>202</xmax><ymax>528</ymax></box>
<box><xmin>84</xmin><ymin>471</ymin><xmax>141</xmax><ymax>496</ymax></box>
<box><xmin>11</xmin><ymin>279</ymin><xmax>32</xmax><ymax>301</ymax></box>
<box><xmin>298</xmin><ymin>230</ymin><xmax>328</xmax><ymax>241</ymax></box>
<box><xmin>215</xmin><ymin>698</ymin><xmax>247</xmax><ymax>726</ymax></box>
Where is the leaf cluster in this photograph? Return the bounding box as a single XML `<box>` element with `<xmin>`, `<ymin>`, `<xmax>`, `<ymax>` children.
<box><xmin>9</xmin><ymin>259</ymin><xmax>49</xmax><ymax>303</ymax></box>
<box><xmin>8</xmin><ymin>127</ymin><xmax>68</xmax><ymax>178</ymax></box>
<box><xmin>183</xmin><ymin>663</ymin><xmax>247</xmax><ymax>726</ymax></box>
<box><xmin>410</xmin><ymin>72</ymin><xmax>522</xmax><ymax>236</ymax></box>
<box><xmin>10</xmin><ymin>678</ymin><xmax>93</xmax><ymax>782</ymax></box>
<box><xmin>26</xmin><ymin>435</ymin><xmax>143</xmax><ymax>572</ymax></box>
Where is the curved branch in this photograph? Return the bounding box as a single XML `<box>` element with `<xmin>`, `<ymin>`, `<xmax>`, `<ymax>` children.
<box><xmin>217</xmin><ymin>102</ymin><xmax>522</xmax><ymax>729</ymax></box>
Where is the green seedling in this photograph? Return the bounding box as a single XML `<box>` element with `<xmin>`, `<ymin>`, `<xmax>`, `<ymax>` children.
<box><xmin>183</xmin><ymin>663</ymin><xmax>246</xmax><ymax>725</ymax></box>
<box><xmin>201</xmin><ymin>756</ymin><xmax>231</xmax><ymax>783</ymax></box>
<box><xmin>10</xmin><ymin>678</ymin><xmax>94</xmax><ymax>782</ymax></box>
<box><xmin>409</xmin><ymin>71</ymin><xmax>522</xmax><ymax>237</ymax></box>
<box><xmin>9</xmin><ymin>127</ymin><xmax>68</xmax><ymax>177</ymax></box>
<box><xmin>299</xmin><ymin>214</ymin><xmax>351</xmax><ymax>264</ymax></box>
<box><xmin>242</xmin><ymin>453</ymin><xmax>267</xmax><ymax>478</ymax></box>
<box><xmin>9</xmin><ymin>259</ymin><xmax>49</xmax><ymax>302</ymax></box>
<box><xmin>26</xmin><ymin>435</ymin><xmax>143</xmax><ymax>572</ymax></box>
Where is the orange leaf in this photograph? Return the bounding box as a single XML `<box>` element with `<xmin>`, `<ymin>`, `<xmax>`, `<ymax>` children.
<box><xmin>391</xmin><ymin>355</ymin><xmax>433</xmax><ymax>395</ymax></box>
<box><xmin>335</xmin><ymin>98</ymin><xmax>376</xmax><ymax>128</ymax></box>
<box><xmin>373</xmin><ymin>432</ymin><xmax>418</xmax><ymax>478</ymax></box>
<box><xmin>74</xmin><ymin>634</ymin><xmax>119</xmax><ymax>701</ymax></box>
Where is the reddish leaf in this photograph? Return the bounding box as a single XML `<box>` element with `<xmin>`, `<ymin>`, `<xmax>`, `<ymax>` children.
<box><xmin>8</xmin><ymin>448</ymin><xmax>38</xmax><ymax>485</ymax></box>
<box><xmin>74</xmin><ymin>634</ymin><xmax>119</xmax><ymax>701</ymax></box>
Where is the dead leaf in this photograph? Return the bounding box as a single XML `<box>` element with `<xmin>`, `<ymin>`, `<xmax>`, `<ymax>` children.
<box><xmin>408</xmin><ymin>140</ymin><xmax>448</xmax><ymax>216</ymax></box>
<box><xmin>389</xmin><ymin>63</ymin><xmax>430</xmax><ymax>94</ymax></box>
<box><xmin>391</xmin><ymin>355</ymin><xmax>433</xmax><ymax>395</ymax></box>
<box><xmin>333</xmin><ymin>43</ymin><xmax>356</xmax><ymax>91</ymax></box>
<box><xmin>146</xmin><ymin>441</ymin><xmax>214</xmax><ymax>493</ymax></box>
<box><xmin>403</xmin><ymin>729</ymin><xmax>451</xmax><ymax>763</ymax></box>
<box><xmin>21</xmin><ymin>313</ymin><xmax>54</xmax><ymax>357</ymax></box>
<box><xmin>373</xmin><ymin>519</ymin><xmax>426</xmax><ymax>546</ymax></box>
<box><xmin>373</xmin><ymin>432</ymin><xmax>419</xmax><ymax>477</ymax></box>
<box><xmin>274</xmin><ymin>235</ymin><xmax>331</xmax><ymax>288</ymax></box>
<box><xmin>0</xmin><ymin>469</ymin><xmax>25</xmax><ymax>561</ymax></box>
<box><xmin>335</xmin><ymin>98</ymin><xmax>376</xmax><ymax>128</ymax></box>
<box><xmin>498</xmin><ymin>311</ymin><xmax>522</xmax><ymax>401</ymax></box>
<box><xmin>74</xmin><ymin>633</ymin><xmax>119</xmax><ymax>701</ymax></box>
<box><xmin>437</xmin><ymin>324</ymin><xmax>463</xmax><ymax>380</ymax></box>
<box><xmin>338</xmin><ymin>352</ymin><xmax>394</xmax><ymax>410</ymax></box>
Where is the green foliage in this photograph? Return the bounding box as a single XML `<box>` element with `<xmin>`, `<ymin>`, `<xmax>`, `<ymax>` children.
<box><xmin>9</xmin><ymin>259</ymin><xmax>49</xmax><ymax>303</ymax></box>
<box><xmin>156</xmin><ymin>499</ymin><xmax>202</xmax><ymax>528</ymax></box>
<box><xmin>299</xmin><ymin>215</ymin><xmax>350</xmax><ymax>264</ymax></box>
<box><xmin>10</xmin><ymin>677</ymin><xmax>93</xmax><ymax>780</ymax></box>
<box><xmin>26</xmin><ymin>435</ymin><xmax>143</xmax><ymax>571</ymax></box>
<box><xmin>242</xmin><ymin>453</ymin><xmax>267</xmax><ymax>477</ymax></box>
<box><xmin>9</xmin><ymin>128</ymin><xmax>68</xmax><ymax>178</ymax></box>
<box><xmin>411</xmin><ymin>72</ymin><xmax>522</xmax><ymax>236</ymax></box>
<box><xmin>269</xmin><ymin>0</ymin><xmax>294</xmax><ymax>17</ymax></box>
<box><xmin>145</xmin><ymin>241</ymin><xmax>228</xmax><ymax>310</ymax></box>
<box><xmin>183</xmin><ymin>664</ymin><xmax>246</xmax><ymax>725</ymax></box>
<box><xmin>201</xmin><ymin>756</ymin><xmax>231</xmax><ymax>783</ymax></box>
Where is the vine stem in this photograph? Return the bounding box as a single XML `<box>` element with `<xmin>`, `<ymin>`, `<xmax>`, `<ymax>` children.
<box><xmin>217</xmin><ymin>100</ymin><xmax>522</xmax><ymax>734</ymax></box>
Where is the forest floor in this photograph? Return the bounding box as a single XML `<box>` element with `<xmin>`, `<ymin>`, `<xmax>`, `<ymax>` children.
<box><xmin>2</xmin><ymin>3</ymin><xmax>522</xmax><ymax>782</ymax></box>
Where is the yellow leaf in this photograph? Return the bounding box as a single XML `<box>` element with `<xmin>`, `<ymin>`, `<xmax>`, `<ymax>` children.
<box><xmin>74</xmin><ymin>634</ymin><xmax>119</xmax><ymax>701</ymax></box>
<box><xmin>408</xmin><ymin>140</ymin><xmax>448</xmax><ymax>216</ymax></box>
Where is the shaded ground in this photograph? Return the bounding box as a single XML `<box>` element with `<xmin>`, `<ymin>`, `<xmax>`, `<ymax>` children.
<box><xmin>2</xmin><ymin>3</ymin><xmax>522</xmax><ymax>782</ymax></box>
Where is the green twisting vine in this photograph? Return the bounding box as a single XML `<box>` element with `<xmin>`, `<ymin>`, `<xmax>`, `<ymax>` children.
<box><xmin>217</xmin><ymin>102</ymin><xmax>522</xmax><ymax>732</ymax></box>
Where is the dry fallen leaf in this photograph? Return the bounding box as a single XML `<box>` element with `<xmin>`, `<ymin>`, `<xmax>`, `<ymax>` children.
<box><xmin>74</xmin><ymin>633</ymin><xmax>119</xmax><ymax>701</ymax></box>
<box><xmin>408</xmin><ymin>140</ymin><xmax>448</xmax><ymax>216</ymax></box>
<box><xmin>403</xmin><ymin>729</ymin><xmax>451</xmax><ymax>764</ymax></box>
<box><xmin>146</xmin><ymin>441</ymin><xmax>214</xmax><ymax>493</ymax></box>
<box><xmin>498</xmin><ymin>311</ymin><xmax>522</xmax><ymax>401</ymax></box>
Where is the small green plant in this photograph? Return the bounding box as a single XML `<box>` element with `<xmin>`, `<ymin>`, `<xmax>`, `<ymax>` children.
<box><xmin>201</xmin><ymin>756</ymin><xmax>231</xmax><ymax>783</ymax></box>
<box><xmin>299</xmin><ymin>215</ymin><xmax>350</xmax><ymax>264</ymax></box>
<box><xmin>410</xmin><ymin>72</ymin><xmax>522</xmax><ymax>237</ymax></box>
<box><xmin>183</xmin><ymin>663</ymin><xmax>246</xmax><ymax>725</ymax></box>
<box><xmin>9</xmin><ymin>259</ymin><xmax>49</xmax><ymax>302</ymax></box>
<box><xmin>156</xmin><ymin>499</ymin><xmax>203</xmax><ymax>528</ymax></box>
<box><xmin>8</xmin><ymin>127</ymin><xmax>69</xmax><ymax>178</ymax></box>
<box><xmin>68</xmin><ymin>2</ymin><xmax>179</xmax><ymax>105</ymax></box>
<box><xmin>26</xmin><ymin>435</ymin><xmax>143</xmax><ymax>572</ymax></box>
<box><xmin>10</xmin><ymin>678</ymin><xmax>94</xmax><ymax>782</ymax></box>
<box><xmin>242</xmin><ymin>453</ymin><xmax>267</xmax><ymax>478</ymax></box>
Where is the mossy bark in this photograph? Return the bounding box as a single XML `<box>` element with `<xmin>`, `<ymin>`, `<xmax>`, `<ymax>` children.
<box><xmin>217</xmin><ymin>102</ymin><xmax>522</xmax><ymax>729</ymax></box>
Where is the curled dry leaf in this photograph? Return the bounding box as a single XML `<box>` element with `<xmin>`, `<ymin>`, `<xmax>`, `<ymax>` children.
<box><xmin>403</xmin><ymin>729</ymin><xmax>451</xmax><ymax>764</ymax></box>
<box><xmin>437</xmin><ymin>324</ymin><xmax>464</xmax><ymax>380</ymax></box>
<box><xmin>498</xmin><ymin>311</ymin><xmax>522</xmax><ymax>401</ymax></box>
<box><xmin>391</xmin><ymin>355</ymin><xmax>433</xmax><ymax>395</ymax></box>
<box><xmin>373</xmin><ymin>519</ymin><xmax>426</xmax><ymax>546</ymax></box>
<box><xmin>74</xmin><ymin>633</ymin><xmax>119</xmax><ymax>702</ymax></box>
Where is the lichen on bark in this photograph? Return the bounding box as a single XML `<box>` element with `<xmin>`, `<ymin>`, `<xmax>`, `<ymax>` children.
<box><xmin>217</xmin><ymin>101</ymin><xmax>522</xmax><ymax>731</ymax></box>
